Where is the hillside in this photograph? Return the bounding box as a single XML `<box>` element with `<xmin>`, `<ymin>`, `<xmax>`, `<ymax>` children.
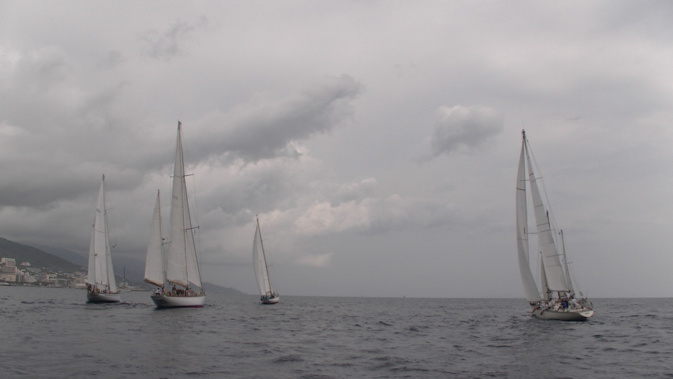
<box><xmin>0</xmin><ymin>237</ymin><xmax>84</xmax><ymax>272</ymax></box>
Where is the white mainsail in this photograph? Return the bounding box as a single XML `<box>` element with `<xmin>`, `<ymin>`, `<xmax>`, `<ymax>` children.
<box><xmin>144</xmin><ymin>190</ymin><xmax>164</xmax><ymax>287</ymax></box>
<box><xmin>516</xmin><ymin>142</ymin><xmax>542</xmax><ymax>302</ymax></box>
<box><xmin>166</xmin><ymin>122</ymin><xmax>203</xmax><ymax>289</ymax></box>
<box><xmin>252</xmin><ymin>217</ymin><xmax>274</xmax><ymax>297</ymax></box>
<box><xmin>86</xmin><ymin>175</ymin><xmax>118</xmax><ymax>293</ymax></box>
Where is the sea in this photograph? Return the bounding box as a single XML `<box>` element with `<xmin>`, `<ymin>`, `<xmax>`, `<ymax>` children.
<box><xmin>1</xmin><ymin>287</ymin><xmax>672</xmax><ymax>379</ymax></box>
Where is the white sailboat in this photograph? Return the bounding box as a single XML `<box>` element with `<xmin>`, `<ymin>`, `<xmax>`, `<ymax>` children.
<box><xmin>516</xmin><ymin>130</ymin><xmax>594</xmax><ymax>321</ymax></box>
<box><xmin>86</xmin><ymin>175</ymin><xmax>121</xmax><ymax>303</ymax></box>
<box><xmin>252</xmin><ymin>217</ymin><xmax>279</xmax><ymax>304</ymax></box>
<box><xmin>146</xmin><ymin>122</ymin><xmax>205</xmax><ymax>308</ymax></box>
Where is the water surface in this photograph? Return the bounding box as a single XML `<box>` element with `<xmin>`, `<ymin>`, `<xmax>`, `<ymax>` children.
<box><xmin>1</xmin><ymin>287</ymin><xmax>671</xmax><ymax>378</ymax></box>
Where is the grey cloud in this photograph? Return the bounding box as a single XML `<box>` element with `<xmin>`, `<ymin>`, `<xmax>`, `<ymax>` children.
<box><xmin>430</xmin><ymin>105</ymin><xmax>503</xmax><ymax>157</ymax></box>
<box><xmin>140</xmin><ymin>17</ymin><xmax>208</xmax><ymax>60</ymax></box>
<box><xmin>96</xmin><ymin>51</ymin><xmax>124</xmax><ymax>70</ymax></box>
<box><xmin>193</xmin><ymin>74</ymin><xmax>363</xmax><ymax>162</ymax></box>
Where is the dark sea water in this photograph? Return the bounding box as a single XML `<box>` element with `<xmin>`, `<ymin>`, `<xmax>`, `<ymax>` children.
<box><xmin>1</xmin><ymin>287</ymin><xmax>672</xmax><ymax>378</ymax></box>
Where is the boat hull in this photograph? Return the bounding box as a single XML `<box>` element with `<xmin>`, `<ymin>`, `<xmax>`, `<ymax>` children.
<box><xmin>261</xmin><ymin>296</ymin><xmax>280</xmax><ymax>304</ymax></box>
<box><xmin>532</xmin><ymin>308</ymin><xmax>594</xmax><ymax>321</ymax></box>
<box><xmin>151</xmin><ymin>294</ymin><xmax>205</xmax><ymax>308</ymax></box>
<box><xmin>87</xmin><ymin>292</ymin><xmax>121</xmax><ymax>303</ymax></box>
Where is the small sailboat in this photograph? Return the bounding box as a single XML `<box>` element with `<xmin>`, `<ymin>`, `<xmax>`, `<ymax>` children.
<box><xmin>145</xmin><ymin>122</ymin><xmax>205</xmax><ymax>308</ymax></box>
<box><xmin>86</xmin><ymin>175</ymin><xmax>121</xmax><ymax>303</ymax></box>
<box><xmin>252</xmin><ymin>217</ymin><xmax>279</xmax><ymax>304</ymax></box>
<box><xmin>516</xmin><ymin>130</ymin><xmax>594</xmax><ymax>321</ymax></box>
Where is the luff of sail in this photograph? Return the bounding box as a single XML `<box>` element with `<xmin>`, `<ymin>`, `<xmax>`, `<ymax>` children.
<box><xmin>252</xmin><ymin>218</ymin><xmax>273</xmax><ymax>296</ymax></box>
<box><xmin>144</xmin><ymin>190</ymin><xmax>164</xmax><ymax>287</ymax></box>
<box><xmin>166</xmin><ymin>122</ymin><xmax>203</xmax><ymax>289</ymax></box>
<box><xmin>516</xmin><ymin>138</ymin><xmax>542</xmax><ymax>302</ymax></box>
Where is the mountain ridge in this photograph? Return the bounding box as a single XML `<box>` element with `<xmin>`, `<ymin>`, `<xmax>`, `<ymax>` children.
<box><xmin>0</xmin><ymin>237</ymin><xmax>84</xmax><ymax>272</ymax></box>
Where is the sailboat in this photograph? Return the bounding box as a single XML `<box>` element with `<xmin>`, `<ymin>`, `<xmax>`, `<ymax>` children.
<box><xmin>145</xmin><ymin>122</ymin><xmax>206</xmax><ymax>308</ymax></box>
<box><xmin>516</xmin><ymin>130</ymin><xmax>594</xmax><ymax>321</ymax></box>
<box><xmin>252</xmin><ymin>217</ymin><xmax>279</xmax><ymax>304</ymax></box>
<box><xmin>86</xmin><ymin>175</ymin><xmax>121</xmax><ymax>303</ymax></box>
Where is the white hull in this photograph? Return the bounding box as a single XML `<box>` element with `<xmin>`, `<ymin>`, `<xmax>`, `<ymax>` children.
<box><xmin>151</xmin><ymin>293</ymin><xmax>205</xmax><ymax>308</ymax></box>
<box><xmin>531</xmin><ymin>307</ymin><xmax>594</xmax><ymax>321</ymax></box>
<box><xmin>261</xmin><ymin>296</ymin><xmax>280</xmax><ymax>304</ymax></box>
<box><xmin>87</xmin><ymin>292</ymin><xmax>121</xmax><ymax>303</ymax></box>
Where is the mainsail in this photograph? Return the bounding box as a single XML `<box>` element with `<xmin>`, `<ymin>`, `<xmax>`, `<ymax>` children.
<box><xmin>166</xmin><ymin>122</ymin><xmax>203</xmax><ymax>289</ymax></box>
<box><xmin>516</xmin><ymin>141</ymin><xmax>542</xmax><ymax>302</ymax></box>
<box><xmin>86</xmin><ymin>175</ymin><xmax>118</xmax><ymax>293</ymax></box>
<box><xmin>252</xmin><ymin>217</ymin><xmax>274</xmax><ymax>296</ymax></box>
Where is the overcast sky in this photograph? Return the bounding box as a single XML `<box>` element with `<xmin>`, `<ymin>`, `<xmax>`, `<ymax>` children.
<box><xmin>2</xmin><ymin>1</ymin><xmax>672</xmax><ymax>298</ymax></box>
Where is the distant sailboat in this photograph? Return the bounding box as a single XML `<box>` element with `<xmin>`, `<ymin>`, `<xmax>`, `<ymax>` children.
<box><xmin>86</xmin><ymin>175</ymin><xmax>121</xmax><ymax>303</ymax></box>
<box><xmin>252</xmin><ymin>217</ymin><xmax>279</xmax><ymax>304</ymax></box>
<box><xmin>145</xmin><ymin>122</ymin><xmax>205</xmax><ymax>308</ymax></box>
<box><xmin>516</xmin><ymin>130</ymin><xmax>593</xmax><ymax>320</ymax></box>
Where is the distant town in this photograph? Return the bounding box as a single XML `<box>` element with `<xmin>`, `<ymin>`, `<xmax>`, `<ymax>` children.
<box><xmin>0</xmin><ymin>256</ymin><xmax>144</xmax><ymax>290</ymax></box>
<box><xmin>0</xmin><ymin>256</ymin><xmax>89</xmax><ymax>288</ymax></box>
<box><xmin>0</xmin><ymin>255</ymin><xmax>236</xmax><ymax>294</ymax></box>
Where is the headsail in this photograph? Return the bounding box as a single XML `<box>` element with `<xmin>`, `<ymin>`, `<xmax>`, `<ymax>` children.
<box><xmin>560</xmin><ymin>230</ymin><xmax>575</xmax><ymax>296</ymax></box>
<box><xmin>523</xmin><ymin>139</ymin><xmax>570</xmax><ymax>292</ymax></box>
<box><xmin>144</xmin><ymin>190</ymin><xmax>164</xmax><ymax>287</ymax></box>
